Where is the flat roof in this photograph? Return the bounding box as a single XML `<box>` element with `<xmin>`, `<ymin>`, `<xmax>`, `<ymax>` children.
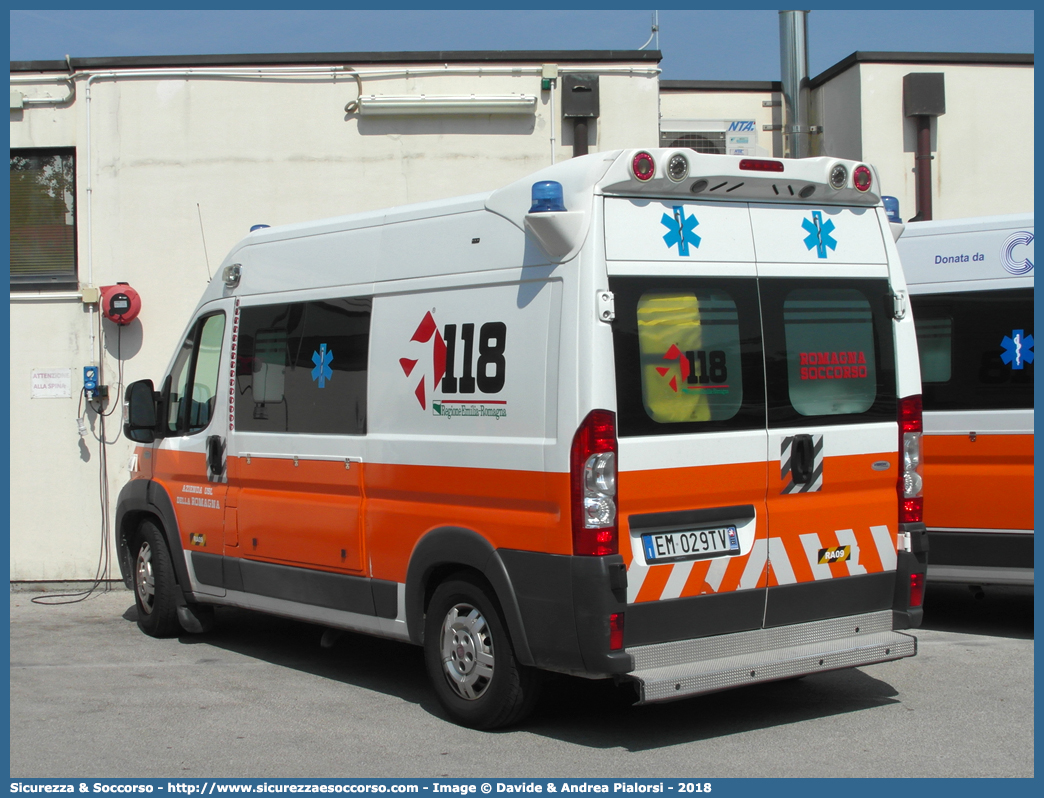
<box><xmin>11</xmin><ymin>50</ymin><xmax>662</xmax><ymax>73</ymax></box>
<box><xmin>811</xmin><ymin>51</ymin><xmax>1033</xmax><ymax>87</ymax></box>
<box><xmin>660</xmin><ymin>80</ymin><xmax>781</xmax><ymax>92</ymax></box>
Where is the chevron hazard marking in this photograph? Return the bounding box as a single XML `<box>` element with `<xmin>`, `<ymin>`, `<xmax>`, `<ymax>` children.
<box><xmin>661</xmin><ymin>560</ymin><xmax>695</xmax><ymax>600</ymax></box>
<box><xmin>801</xmin><ymin>533</ymin><xmax>835</xmax><ymax>580</ymax></box>
<box><xmin>626</xmin><ymin>564</ymin><xmax>649</xmax><ymax>604</ymax></box>
<box><xmin>624</xmin><ymin>526</ymin><xmax>896</xmax><ymax>602</ymax></box>
<box><xmin>739</xmin><ymin>538</ymin><xmax>768</xmax><ymax>590</ymax></box>
<box><xmin>871</xmin><ymin>525</ymin><xmax>897</xmax><ymax>570</ymax></box>
<box><xmin>767</xmin><ymin>537</ymin><xmax>796</xmax><ymax>586</ymax></box>
<box><xmin>833</xmin><ymin>529</ymin><xmax>867</xmax><ymax>576</ymax></box>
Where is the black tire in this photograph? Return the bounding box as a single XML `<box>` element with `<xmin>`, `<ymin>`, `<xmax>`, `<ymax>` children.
<box><xmin>424</xmin><ymin>576</ymin><xmax>541</xmax><ymax>729</ymax></box>
<box><xmin>131</xmin><ymin>519</ymin><xmax>181</xmax><ymax>637</ymax></box>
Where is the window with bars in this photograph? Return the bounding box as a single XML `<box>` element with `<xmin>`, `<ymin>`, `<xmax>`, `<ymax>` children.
<box><xmin>10</xmin><ymin>148</ymin><xmax>78</xmax><ymax>291</ymax></box>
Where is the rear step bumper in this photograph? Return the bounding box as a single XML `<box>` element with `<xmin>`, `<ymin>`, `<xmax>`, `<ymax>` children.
<box><xmin>627</xmin><ymin>610</ymin><xmax>916</xmax><ymax>704</ymax></box>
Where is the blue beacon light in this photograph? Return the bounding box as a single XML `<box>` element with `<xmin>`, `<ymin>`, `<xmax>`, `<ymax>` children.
<box><xmin>529</xmin><ymin>181</ymin><xmax>567</xmax><ymax>213</ymax></box>
<box><xmin>881</xmin><ymin>196</ymin><xmax>901</xmax><ymax>225</ymax></box>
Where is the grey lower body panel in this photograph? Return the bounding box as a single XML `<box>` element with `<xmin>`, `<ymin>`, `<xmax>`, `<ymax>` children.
<box><xmin>927</xmin><ymin>564</ymin><xmax>1033</xmax><ymax>586</ymax></box>
<box><xmin>926</xmin><ymin>530</ymin><xmax>1033</xmax><ymax>586</ymax></box>
<box><xmin>626</xmin><ymin>610</ymin><xmax>915</xmax><ymax>704</ymax></box>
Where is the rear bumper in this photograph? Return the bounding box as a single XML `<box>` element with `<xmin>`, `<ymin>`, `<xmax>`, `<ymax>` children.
<box><xmin>627</xmin><ymin>609</ymin><xmax>916</xmax><ymax>704</ymax></box>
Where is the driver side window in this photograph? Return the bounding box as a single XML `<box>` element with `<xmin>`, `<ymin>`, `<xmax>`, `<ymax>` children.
<box><xmin>165</xmin><ymin>312</ymin><xmax>226</xmax><ymax>436</ymax></box>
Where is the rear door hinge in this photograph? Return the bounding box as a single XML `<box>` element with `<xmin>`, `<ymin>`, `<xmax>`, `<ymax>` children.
<box><xmin>597</xmin><ymin>290</ymin><xmax>615</xmax><ymax>323</ymax></box>
<box><xmin>891</xmin><ymin>290</ymin><xmax>908</xmax><ymax>320</ymax></box>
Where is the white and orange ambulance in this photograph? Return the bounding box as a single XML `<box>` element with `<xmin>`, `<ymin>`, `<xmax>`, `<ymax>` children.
<box><xmin>897</xmin><ymin>213</ymin><xmax>1034</xmax><ymax>588</ymax></box>
<box><xmin>118</xmin><ymin>149</ymin><xmax>926</xmax><ymax>728</ymax></box>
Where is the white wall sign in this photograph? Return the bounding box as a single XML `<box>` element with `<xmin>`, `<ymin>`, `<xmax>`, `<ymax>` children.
<box><xmin>31</xmin><ymin>368</ymin><xmax>72</xmax><ymax>398</ymax></box>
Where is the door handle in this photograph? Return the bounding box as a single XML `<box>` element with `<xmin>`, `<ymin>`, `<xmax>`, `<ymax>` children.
<box><xmin>791</xmin><ymin>434</ymin><xmax>814</xmax><ymax>484</ymax></box>
<box><xmin>206</xmin><ymin>435</ymin><xmax>225</xmax><ymax>479</ymax></box>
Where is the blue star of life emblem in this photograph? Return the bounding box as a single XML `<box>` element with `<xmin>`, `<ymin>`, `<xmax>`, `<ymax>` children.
<box><xmin>661</xmin><ymin>206</ymin><xmax>700</xmax><ymax>256</ymax></box>
<box><xmin>802</xmin><ymin>211</ymin><xmax>838</xmax><ymax>258</ymax></box>
<box><xmin>1000</xmin><ymin>329</ymin><xmax>1034</xmax><ymax>370</ymax></box>
<box><xmin>311</xmin><ymin>343</ymin><xmax>333</xmax><ymax>388</ymax></box>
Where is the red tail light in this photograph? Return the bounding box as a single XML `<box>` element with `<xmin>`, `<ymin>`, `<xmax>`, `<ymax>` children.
<box><xmin>899</xmin><ymin>393</ymin><xmax>923</xmax><ymax>435</ymax></box>
<box><xmin>909</xmin><ymin>573</ymin><xmax>925</xmax><ymax>608</ymax></box>
<box><xmin>609</xmin><ymin>613</ymin><xmax>625</xmax><ymax>650</ymax></box>
<box><xmin>898</xmin><ymin>395</ymin><xmax>924</xmax><ymax>525</ymax></box>
<box><xmin>570</xmin><ymin>410</ymin><xmax>618</xmax><ymax>556</ymax></box>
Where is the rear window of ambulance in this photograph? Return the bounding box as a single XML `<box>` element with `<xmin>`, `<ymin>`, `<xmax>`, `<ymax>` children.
<box><xmin>782</xmin><ymin>288</ymin><xmax>878</xmax><ymax>416</ymax></box>
<box><xmin>610</xmin><ymin>277</ymin><xmax>765</xmax><ymax>437</ymax></box>
<box><xmin>761</xmin><ymin>279</ymin><xmax>896</xmax><ymax>427</ymax></box>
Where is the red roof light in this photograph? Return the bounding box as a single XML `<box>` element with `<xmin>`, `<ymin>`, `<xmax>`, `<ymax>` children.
<box><xmin>739</xmin><ymin>159</ymin><xmax>784</xmax><ymax>172</ymax></box>
<box><xmin>632</xmin><ymin>152</ymin><xmax>655</xmax><ymax>181</ymax></box>
<box><xmin>853</xmin><ymin>165</ymin><xmax>873</xmax><ymax>192</ymax></box>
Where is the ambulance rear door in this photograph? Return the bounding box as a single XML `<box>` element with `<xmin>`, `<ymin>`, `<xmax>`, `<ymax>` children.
<box><xmin>606</xmin><ymin>197</ymin><xmax>771</xmax><ymax>644</ymax></box>
<box><xmin>751</xmin><ymin>204</ymin><xmax>901</xmax><ymax>626</ymax></box>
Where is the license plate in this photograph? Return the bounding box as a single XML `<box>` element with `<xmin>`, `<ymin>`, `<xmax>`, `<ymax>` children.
<box><xmin>642</xmin><ymin>525</ymin><xmax>740</xmax><ymax>563</ymax></box>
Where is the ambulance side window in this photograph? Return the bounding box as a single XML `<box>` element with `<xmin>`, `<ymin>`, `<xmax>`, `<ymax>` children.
<box><xmin>610</xmin><ymin>277</ymin><xmax>765</xmax><ymax>437</ymax></box>
<box><xmin>165</xmin><ymin>312</ymin><xmax>226</xmax><ymax>436</ymax></box>
<box><xmin>913</xmin><ymin>316</ymin><xmax>952</xmax><ymax>383</ymax></box>
<box><xmin>235</xmin><ymin>297</ymin><xmax>371</xmax><ymax>435</ymax></box>
<box><xmin>911</xmin><ymin>288</ymin><xmax>1033</xmax><ymax>410</ymax></box>
<box><xmin>761</xmin><ymin>279</ymin><xmax>896</xmax><ymax>426</ymax></box>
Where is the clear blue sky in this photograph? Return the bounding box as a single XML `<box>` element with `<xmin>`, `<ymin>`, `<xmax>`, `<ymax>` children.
<box><xmin>9</xmin><ymin>8</ymin><xmax>1034</xmax><ymax>82</ymax></box>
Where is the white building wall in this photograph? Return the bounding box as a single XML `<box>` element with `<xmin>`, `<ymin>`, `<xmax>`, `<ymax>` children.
<box><xmin>815</xmin><ymin>62</ymin><xmax>1034</xmax><ymax>221</ymax></box>
<box><xmin>813</xmin><ymin>66</ymin><xmax>862</xmax><ymax>162</ymax></box>
<box><xmin>659</xmin><ymin>90</ymin><xmax>777</xmax><ymax>131</ymax></box>
<box><xmin>9</xmin><ymin>58</ymin><xmax>660</xmax><ymax>581</ymax></box>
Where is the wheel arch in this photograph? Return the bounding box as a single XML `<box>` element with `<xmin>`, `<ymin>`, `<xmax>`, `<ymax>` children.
<box><xmin>405</xmin><ymin>526</ymin><xmax>534</xmax><ymax>667</ymax></box>
<box><xmin>115</xmin><ymin>479</ymin><xmax>190</xmax><ymax>594</ymax></box>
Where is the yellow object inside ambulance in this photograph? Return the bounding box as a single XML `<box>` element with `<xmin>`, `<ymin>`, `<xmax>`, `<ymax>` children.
<box><xmin>637</xmin><ymin>292</ymin><xmax>711</xmax><ymax>423</ymax></box>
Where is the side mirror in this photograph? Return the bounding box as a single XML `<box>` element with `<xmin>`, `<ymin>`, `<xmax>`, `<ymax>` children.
<box><xmin>124</xmin><ymin>380</ymin><xmax>159</xmax><ymax>443</ymax></box>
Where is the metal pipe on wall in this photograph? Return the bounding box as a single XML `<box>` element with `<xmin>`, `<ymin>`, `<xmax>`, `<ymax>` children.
<box><xmin>779</xmin><ymin>10</ymin><xmax>811</xmax><ymax>158</ymax></box>
<box><xmin>914</xmin><ymin>116</ymin><xmax>934</xmax><ymax>221</ymax></box>
<box><xmin>573</xmin><ymin>119</ymin><xmax>589</xmax><ymax>157</ymax></box>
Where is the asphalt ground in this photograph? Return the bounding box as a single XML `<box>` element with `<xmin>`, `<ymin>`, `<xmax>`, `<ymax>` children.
<box><xmin>9</xmin><ymin>581</ymin><xmax>1034</xmax><ymax>779</ymax></box>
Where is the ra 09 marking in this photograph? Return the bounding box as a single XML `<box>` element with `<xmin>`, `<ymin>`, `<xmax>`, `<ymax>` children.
<box><xmin>441</xmin><ymin>322</ymin><xmax>507</xmax><ymax>394</ymax></box>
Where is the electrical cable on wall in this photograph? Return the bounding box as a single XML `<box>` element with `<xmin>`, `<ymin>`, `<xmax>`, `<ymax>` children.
<box><xmin>34</xmin><ymin>313</ymin><xmax>124</xmax><ymax>604</ymax></box>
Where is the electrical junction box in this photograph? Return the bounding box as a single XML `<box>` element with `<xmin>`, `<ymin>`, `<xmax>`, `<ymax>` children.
<box><xmin>83</xmin><ymin>366</ymin><xmax>99</xmax><ymax>398</ymax></box>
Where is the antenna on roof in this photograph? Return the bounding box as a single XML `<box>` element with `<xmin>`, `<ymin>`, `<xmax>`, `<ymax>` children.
<box><xmin>638</xmin><ymin>11</ymin><xmax>660</xmax><ymax>51</ymax></box>
<box><xmin>197</xmin><ymin>203</ymin><xmax>212</xmax><ymax>282</ymax></box>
